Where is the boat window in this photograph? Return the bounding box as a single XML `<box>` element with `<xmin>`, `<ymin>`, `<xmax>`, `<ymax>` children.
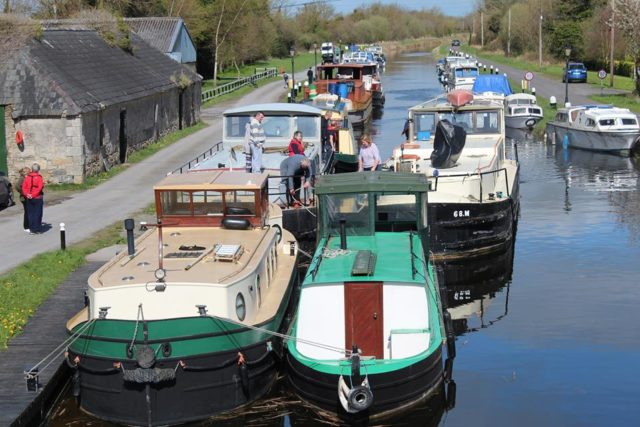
<box><xmin>159</xmin><ymin>191</ymin><xmax>192</xmax><ymax>216</ymax></box>
<box><xmin>473</xmin><ymin>111</ymin><xmax>500</xmax><ymax>133</ymax></box>
<box><xmin>321</xmin><ymin>193</ymin><xmax>372</xmax><ymax>236</ymax></box>
<box><xmin>262</xmin><ymin>116</ymin><xmax>290</xmax><ymax>138</ymax></box>
<box><xmin>415</xmin><ymin>113</ymin><xmax>436</xmax><ymax>137</ymax></box>
<box><xmin>513</xmin><ymin>107</ymin><xmax>527</xmax><ymax>115</ymax></box>
<box><xmin>586</xmin><ymin>119</ymin><xmax>596</xmax><ymax>127</ymax></box>
<box><xmin>295</xmin><ymin>116</ymin><xmax>319</xmax><ymax>139</ymax></box>
<box><xmin>193</xmin><ymin>191</ymin><xmax>224</xmax><ymax>216</ymax></box>
<box><xmin>599</xmin><ymin>118</ymin><xmax>615</xmax><ymax>126</ymax></box>
<box><xmin>455</xmin><ymin>68</ymin><xmax>478</xmax><ymax>78</ymax></box>
<box><xmin>622</xmin><ymin>118</ymin><xmax>637</xmax><ymax>126</ymax></box>
<box><xmin>530</xmin><ymin>108</ymin><xmax>542</xmax><ymax>114</ymax></box>
<box><xmin>555</xmin><ymin>113</ymin><xmax>567</xmax><ymax>122</ymax></box>
<box><xmin>224</xmin><ymin>190</ymin><xmax>255</xmax><ymax>215</ymax></box>
<box><xmin>376</xmin><ymin>194</ymin><xmax>417</xmax><ymax>225</ymax></box>
<box><xmin>225</xmin><ymin>115</ymin><xmax>251</xmax><ymax>138</ymax></box>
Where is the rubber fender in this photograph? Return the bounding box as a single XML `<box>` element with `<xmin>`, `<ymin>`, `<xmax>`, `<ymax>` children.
<box><xmin>136</xmin><ymin>345</ymin><xmax>156</xmax><ymax>369</ymax></box>
<box><xmin>446</xmin><ymin>380</ymin><xmax>457</xmax><ymax>410</ymax></box>
<box><xmin>563</xmin><ymin>134</ymin><xmax>569</xmax><ymax>149</ymax></box>
<box><xmin>239</xmin><ymin>363</ymin><xmax>250</xmax><ymax>397</ymax></box>
<box><xmin>446</xmin><ymin>333</ymin><xmax>456</xmax><ymax>359</ymax></box>
<box><xmin>226</xmin><ymin>206</ymin><xmax>253</xmax><ymax>215</ymax></box>
<box><xmin>347</xmin><ymin>385</ymin><xmax>374</xmax><ymax>412</ymax></box>
<box><xmin>222</xmin><ymin>217</ymin><xmax>251</xmax><ymax>230</ymax></box>
<box><xmin>72</xmin><ymin>370</ymin><xmax>81</xmax><ymax>397</ymax></box>
<box><xmin>444</xmin><ymin>357</ymin><xmax>454</xmax><ymax>382</ymax></box>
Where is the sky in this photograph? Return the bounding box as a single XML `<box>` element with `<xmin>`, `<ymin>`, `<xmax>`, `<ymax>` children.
<box><xmin>329</xmin><ymin>0</ymin><xmax>477</xmax><ymax>16</ymax></box>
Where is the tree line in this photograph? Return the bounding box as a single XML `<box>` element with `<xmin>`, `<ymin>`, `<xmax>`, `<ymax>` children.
<box><xmin>468</xmin><ymin>0</ymin><xmax>640</xmax><ymax>92</ymax></box>
<box><xmin>2</xmin><ymin>0</ymin><xmax>460</xmax><ymax>80</ymax></box>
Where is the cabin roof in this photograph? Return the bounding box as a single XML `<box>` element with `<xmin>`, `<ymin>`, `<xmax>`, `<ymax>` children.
<box><xmin>315</xmin><ymin>172</ymin><xmax>430</xmax><ymax>195</ymax></box>
<box><xmin>223</xmin><ymin>103</ymin><xmax>323</xmax><ymax>116</ymax></box>
<box><xmin>154</xmin><ymin>171</ymin><xmax>269</xmax><ymax>191</ymax></box>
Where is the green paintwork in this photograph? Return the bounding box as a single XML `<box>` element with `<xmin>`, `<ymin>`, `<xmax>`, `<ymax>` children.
<box><xmin>315</xmin><ymin>171</ymin><xmax>430</xmax><ymax>195</ymax></box>
<box><xmin>288</xmin><ymin>231</ymin><xmax>445</xmax><ymax>376</ymax></box>
<box><xmin>306</xmin><ymin>233</ymin><xmax>427</xmax><ymax>285</ymax></box>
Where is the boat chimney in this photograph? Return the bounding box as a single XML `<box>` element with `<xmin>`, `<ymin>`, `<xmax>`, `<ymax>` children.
<box><xmin>339</xmin><ymin>219</ymin><xmax>347</xmax><ymax>250</ymax></box>
<box><xmin>124</xmin><ymin>219</ymin><xmax>135</xmax><ymax>256</ymax></box>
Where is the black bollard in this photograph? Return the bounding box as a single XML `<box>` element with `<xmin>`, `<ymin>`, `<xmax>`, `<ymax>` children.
<box><xmin>59</xmin><ymin>222</ymin><xmax>66</xmax><ymax>250</ymax></box>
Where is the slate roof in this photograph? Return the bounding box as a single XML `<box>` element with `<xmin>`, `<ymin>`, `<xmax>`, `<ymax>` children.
<box><xmin>124</xmin><ymin>17</ymin><xmax>183</xmax><ymax>53</ymax></box>
<box><xmin>0</xmin><ymin>28</ymin><xmax>200</xmax><ymax>118</ymax></box>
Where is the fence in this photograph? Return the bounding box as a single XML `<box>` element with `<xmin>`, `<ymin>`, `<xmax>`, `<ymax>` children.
<box><xmin>201</xmin><ymin>68</ymin><xmax>278</xmax><ymax>103</ymax></box>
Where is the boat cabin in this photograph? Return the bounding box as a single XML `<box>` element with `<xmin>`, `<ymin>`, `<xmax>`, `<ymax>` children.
<box><xmin>154</xmin><ymin>171</ymin><xmax>270</xmax><ymax>228</ymax></box>
<box><xmin>506</xmin><ymin>94</ymin><xmax>542</xmax><ymax>117</ymax></box>
<box><xmin>553</xmin><ymin>105</ymin><xmax>639</xmax><ymax>131</ymax></box>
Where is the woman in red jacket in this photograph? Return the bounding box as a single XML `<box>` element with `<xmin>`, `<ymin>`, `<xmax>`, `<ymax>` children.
<box><xmin>288</xmin><ymin>131</ymin><xmax>305</xmax><ymax>156</ymax></box>
<box><xmin>21</xmin><ymin>163</ymin><xmax>44</xmax><ymax>234</ymax></box>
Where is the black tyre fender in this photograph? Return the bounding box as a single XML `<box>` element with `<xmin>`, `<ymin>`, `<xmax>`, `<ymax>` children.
<box><xmin>347</xmin><ymin>385</ymin><xmax>373</xmax><ymax>412</ymax></box>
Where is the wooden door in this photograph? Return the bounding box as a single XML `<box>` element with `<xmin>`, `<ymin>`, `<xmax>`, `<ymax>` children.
<box><xmin>344</xmin><ymin>282</ymin><xmax>383</xmax><ymax>358</ymax></box>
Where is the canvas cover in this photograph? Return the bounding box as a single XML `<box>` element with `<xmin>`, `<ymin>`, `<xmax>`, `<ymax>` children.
<box><xmin>472</xmin><ymin>74</ymin><xmax>513</xmax><ymax>95</ymax></box>
<box><xmin>430</xmin><ymin>120</ymin><xmax>466</xmax><ymax>169</ymax></box>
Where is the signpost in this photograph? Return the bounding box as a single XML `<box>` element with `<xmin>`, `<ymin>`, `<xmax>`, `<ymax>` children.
<box><xmin>522</xmin><ymin>71</ymin><xmax>534</xmax><ymax>93</ymax></box>
<box><xmin>598</xmin><ymin>69</ymin><xmax>607</xmax><ymax>95</ymax></box>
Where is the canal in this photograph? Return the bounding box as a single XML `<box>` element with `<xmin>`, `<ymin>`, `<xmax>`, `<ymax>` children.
<box><xmin>49</xmin><ymin>51</ymin><xmax>640</xmax><ymax>426</ymax></box>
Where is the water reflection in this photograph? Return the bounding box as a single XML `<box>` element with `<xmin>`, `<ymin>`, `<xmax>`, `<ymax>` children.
<box><xmin>505</xmin><ymin>127</ymin><xmax>535</xmax><ymax>142</ymax></box>
<box><xmin>438</xmin><ymin>242</ymin><xmax>515</xmax><ymax>336</ymax></box>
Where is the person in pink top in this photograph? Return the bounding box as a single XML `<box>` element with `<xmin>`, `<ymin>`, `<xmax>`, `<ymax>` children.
<box><xmin>357</xmin><ymin>134</ymin><xmax>381</xmax><ymax>171</ymax></box>
<box><xmin>21</xmin><ymin>163</ymin><xmax>44</xmax><ymax>234</ymax></box>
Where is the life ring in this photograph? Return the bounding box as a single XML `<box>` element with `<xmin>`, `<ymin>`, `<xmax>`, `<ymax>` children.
<box><xmin>525</xmin><ymin>118</ymin><xmax>536</xmax><ymax>129</ymax></box>
<box><xmin>15</xmin><ymin>130</ymin><xmax>24</xmax><ymax>145</ymax></box>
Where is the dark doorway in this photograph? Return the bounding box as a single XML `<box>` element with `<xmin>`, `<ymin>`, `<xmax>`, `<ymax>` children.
<box><xmin>119</xmin><ymin>109</ymin><xmax>127</xmax><ymax>163</ymax></box>
<box><xmin>0</xmin><ymin>106</ymin><xmax>7</xmax><ymax>174</ymax></box>
<box><xmin>344</xmin><ymin>281</ymin><xmax>384</xmax><ymax>358</ymax></box>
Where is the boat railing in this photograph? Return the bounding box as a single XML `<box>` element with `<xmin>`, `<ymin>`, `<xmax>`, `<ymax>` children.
<box><xmin>267</xmin><ymin>174</ymin><xmax>315</xmax><ymax>207</ymax></box>
<box><xmin>168</xmin><ymin>142</ymin><xmax>224</xmax><ymax>175</ymax></box>
<box><xmin>432</xmin><ymin>167</ymin><xmax>511</xmax><ymax>203</ymax></box>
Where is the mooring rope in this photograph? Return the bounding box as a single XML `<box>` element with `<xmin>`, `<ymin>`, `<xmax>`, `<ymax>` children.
<box><xmin>207</xmin><ymin>314</ymin><xmax>353</xmax><ymax>357</ymax></box>
<box><xmin>128</xmin><ymin>304</ymin><xmax>144</xmax><ymax>352</ymax></box>
<box><xmin>25</xmin><ymin>317</ymin><xmax>97</xmax><ymax>376</ymax></box>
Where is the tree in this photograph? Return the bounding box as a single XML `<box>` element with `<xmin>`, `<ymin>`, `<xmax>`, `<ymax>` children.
<box><xmin>615</xmin><ymin>0</ymin><xmax>640</xmax><ymax>94</ymax></box>
<box><xmin>206</xmin><ymin>0</ymin><xmax>249</xmax><ymax>82</ymax></box>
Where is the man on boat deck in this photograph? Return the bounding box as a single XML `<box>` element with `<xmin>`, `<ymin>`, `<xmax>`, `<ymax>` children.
<box><xmin>280</xmin><ymin>154</ymin><xmax>315</xmax><ymax>206</ymax></box>
<box><xmin>248</xmin><ymin>112</ymin><xmax>266</xmax><ymax>173</ymax></box>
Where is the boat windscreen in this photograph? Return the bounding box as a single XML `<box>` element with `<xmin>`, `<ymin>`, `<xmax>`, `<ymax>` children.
<box><xmin>225</xmin><ymin>115</ymin><xmax>251</xmax><ymax>138</ymax></box>
<box><xmin>295</xmin><ymin>116</ymin><xmax>319</xmax><ymax>139</ymax></box>
<box><xmin>438</xmin><ymin>110</ymin><xmax>500</xmax><ymax>134</ymax></box>
<box><xmin>455</xmin><ymin>68</ymin><xmax>479</xmax><ymax>77</ymax></box>
<box><xmin>321</xmin><ymin>193</ymin><xmax>372</xmax><ymax>237</ymax></box>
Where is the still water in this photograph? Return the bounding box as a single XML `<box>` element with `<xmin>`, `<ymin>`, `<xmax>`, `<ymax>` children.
<box><xmin>49</xmin><ymin>52</ymin><xmax>640</xmax><ymax>426</ymax></box>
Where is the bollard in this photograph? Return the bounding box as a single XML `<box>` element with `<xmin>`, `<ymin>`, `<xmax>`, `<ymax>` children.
<box><xmin>549</xmin><ymin>96</ymin><xmax>557</xmax><ymax>109</ymax></box>
<box><xmin>495</xmin><ymin>68</ymin><xmax>499</xmax><ymax>75</ymax></box>
<box><xmin>287</xmin><ymin>92</ymin><xmax>291</xmax><ymax>103</ymax></box>
<box><xmin>531</xmin><ymin>87</ymin><xmax>536</xmax><ymax>96</ymax></box>
<box><xmin>60</xmin><ymin>222</ymin><xmax>66</xmax><ymax>250</ymax></box>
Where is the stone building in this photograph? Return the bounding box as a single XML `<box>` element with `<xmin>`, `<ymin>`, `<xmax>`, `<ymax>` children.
<box><xmin>0</xmin><ymin>26</ymin><xmax>201</xmax><ymax>184</ymax></box>
<box><xmin>125</xmin><ymin>17</ymin><xmax>197</xmax><ymax>71</ymax></box>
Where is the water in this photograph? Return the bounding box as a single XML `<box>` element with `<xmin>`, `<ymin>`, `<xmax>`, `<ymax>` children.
<box><xmin>49</xmin><ymin>52</ymin><xmax>640</xmax><ymax>426</ymax></box>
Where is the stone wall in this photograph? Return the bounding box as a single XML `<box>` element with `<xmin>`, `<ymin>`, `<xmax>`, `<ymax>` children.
<box><xmin>6</xmin><ymin>111</ymin><xmax>83</xmax><ymax>184</ymax></box>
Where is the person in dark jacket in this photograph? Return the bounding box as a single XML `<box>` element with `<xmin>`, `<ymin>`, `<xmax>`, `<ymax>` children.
<box><xmin>307</xmin><ymin>67</ymin><xmax>314</xmax><ymax>84</ymax></box>
<box><xmin>288</xmin><ymin>131</ymin><xmax>305</xmax><ymax>156</ymax></box>
<box><xmin>22</xmin><ymin>163</ymin><xmax>44</xmax><ymax>234</ymax></box>
<box><xmin>280</xmin><ymin>154</ymin><xmax>314</xmax><ymax>206</ymax></box>
<box><xmin>15</xmin><ymin>166</ymin><xmax>31</xmax><ymax>231</ymax></box>
<box><xmin>0</xmin><ymin>171</ymin><xmax>13</xmax><ymax>210</ymax></box>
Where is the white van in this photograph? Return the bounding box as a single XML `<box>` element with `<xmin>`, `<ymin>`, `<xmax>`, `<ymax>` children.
<box><xmin>321</xmin><ymin>42</ymin><xmax>334</xmax><ymax>63</ymax></box>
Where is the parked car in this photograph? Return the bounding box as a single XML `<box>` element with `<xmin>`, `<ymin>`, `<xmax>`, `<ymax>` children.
<box><xmin>451</xmin><ymin>39</ymin><xmax>461</xmax><ymax>47</ymax></box>
<box><xmin>320</xmin><ymin>42</ymin><xmax>334</xmax><ymax>63</ymax></box>
<box><xmin>563</xmin><ymin>62</ymin><xmax>587</xmax><ymax>83</ymax></box>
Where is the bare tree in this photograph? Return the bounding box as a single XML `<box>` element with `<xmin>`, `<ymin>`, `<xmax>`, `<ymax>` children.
<box><xmin>209</xmin><ymin>0</ymin><xmax>249</xmax><ymax>83</ymax></box>
<box><xmin>615</xmin><ymin>0</ymin><xmax>640</xmax><ymax>94</ymax></box>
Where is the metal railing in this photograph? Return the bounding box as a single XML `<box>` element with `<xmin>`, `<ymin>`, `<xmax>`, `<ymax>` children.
<box><xmin>201</xmin><ymin>68</ymin><xmax>278</xmax><ymax>103</ymax></box>
<box><xmin>431</xmin><ymin>167</ymin><xmax>510</xmax><ymax>203</ymax></box>
<box><xmin>169</xmin><ymin>142</ymin><xmax>224</xmax><ymax>175</ymax></box>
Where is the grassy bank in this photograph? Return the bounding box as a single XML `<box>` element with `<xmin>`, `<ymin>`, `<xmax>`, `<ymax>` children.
<box><xmin>0</xmin><ymin>221</ymin><xmax>127</xmax><ymax>349</ymax></box>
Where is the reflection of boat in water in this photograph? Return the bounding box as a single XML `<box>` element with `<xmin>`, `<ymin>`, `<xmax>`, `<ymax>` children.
<box><xmin>506</xmin><ymin>126</ymin><xmax>534</xmax><ymax>142</ymax></box>
<box><xmin>439</xmin><ymin>241</ymin><xmax>515</xmax><ymax>336</ymax></box>
<box><xmin>65</xmin><ymin>171</ymin><xmax>300</xmax><ymax>426</ymax></box>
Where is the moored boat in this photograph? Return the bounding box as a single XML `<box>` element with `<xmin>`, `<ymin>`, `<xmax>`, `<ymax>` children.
<box><xmin>545</xmin><ymin>104</ymin><xmax>640</xmax><ymax>156</ymax></box>
<box><xmin>285</xmin><ymin>172</ymin><xmax>455</xmax><ymax>420</ymax></box>
<box><xmin>314</xmin><ymin>62</ymin><xmax>380</xmax><ymax>128</ymax></box>
<box><xmin>66</xmin><ymin>171</ymin><xmax>299</xmax><ymax>426</ymax></box>
<box><xmin>386</xmin><ymin>90</ymin><xmax>520</xmax><ymax>259</ymax></box>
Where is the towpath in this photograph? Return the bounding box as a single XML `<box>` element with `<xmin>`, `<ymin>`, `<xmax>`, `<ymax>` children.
<box><xmin>0</xmin><ymin>75</ymin><xmax>297</xmax><ymax>275</ymax></box>
<box><xmin>458</xmin><ymin>50</ymin><xmax>627</xmax><ymax>106</ymax></box>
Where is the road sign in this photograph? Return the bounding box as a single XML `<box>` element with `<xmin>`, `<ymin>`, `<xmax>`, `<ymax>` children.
<box><xmin>524</xmin><ymin>71</ymin><xmax>534</xmax><ymax>81</ymax></box>
<box><xmin>598</xmin><ymin>69</ymin><xmax>607</xmax><ymax>80</ymax></box>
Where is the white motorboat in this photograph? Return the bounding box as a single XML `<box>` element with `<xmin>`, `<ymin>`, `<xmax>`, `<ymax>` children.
<box><xmin>545</xmin><ymin>105</ymin><xmax>640</xmax><ymax>156</ymax></box>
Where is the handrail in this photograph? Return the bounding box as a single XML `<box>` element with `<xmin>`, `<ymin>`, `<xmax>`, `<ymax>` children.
<box><xmin>201</xmin><ymin>68</ymin><xmax>278</xmax><ymax>103</ymax></box>
<box><xmin>169</xmin><ymin>141</ymin><xmax>224</xmax><ymax>175</ymax></box>
<box><xmin>432</xmin><ymin>167</ymin><xmax>510</xmax><ymax>202</ymax></box>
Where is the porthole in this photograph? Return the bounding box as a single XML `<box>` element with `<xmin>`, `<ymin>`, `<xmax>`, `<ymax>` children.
<box><xmin>235</xmin><ymin>293</ymin><xmax>246</xmax><ymax>321</ymax></box>
<box><xmin>122</xmin><ymin>276</ymin><xmax>135</xmax><ymax>281</ymax></box>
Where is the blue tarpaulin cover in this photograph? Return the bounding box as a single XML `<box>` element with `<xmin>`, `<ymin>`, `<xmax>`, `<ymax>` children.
<box><xmin>472</xmin><ymin>74</ymin><xmax>513</xmax><ymax>95</ymax></box>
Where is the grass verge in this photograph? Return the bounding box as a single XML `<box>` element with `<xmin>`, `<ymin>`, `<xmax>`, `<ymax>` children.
<box><xmin>0</xmin><ymin>220</ymin><xmax>128</xmax><ymax>349</ymax></box>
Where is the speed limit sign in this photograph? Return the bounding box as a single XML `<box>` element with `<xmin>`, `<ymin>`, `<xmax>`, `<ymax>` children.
<box><xmin>524</xmin><ymin>71</ymin><xmax>534</xmax><ymax>81</ymax></box>
<box><xmin>598</xmin><ymin>69</ymin><xmax>607</xmax><ymax>79</ymax></box>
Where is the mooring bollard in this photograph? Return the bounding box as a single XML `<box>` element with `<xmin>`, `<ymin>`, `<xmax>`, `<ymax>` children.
<box><xmin>549</xmin><ymin>96</ymin><xmax>557</xmax><ymax>109</ymax></box>
<box><xmin>60</xmin><ymin>222</ymin><xmax>66</xmax><ymax>250</ymax></box>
